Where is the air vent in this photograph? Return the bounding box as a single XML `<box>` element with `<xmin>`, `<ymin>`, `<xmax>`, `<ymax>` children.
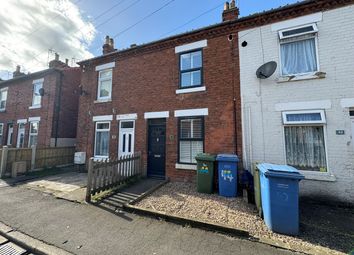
<box><xmin>279</xmin><ymin>23</ymin><xmax>318</xmax><ymax>39</ymax></box>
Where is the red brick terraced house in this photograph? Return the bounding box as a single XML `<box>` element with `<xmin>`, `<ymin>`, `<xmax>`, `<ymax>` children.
<box><xmin>0</xmin><ymin>55</ymin><xmax>81</xmax><ymax>148</ymax></box>
<box><xmin>76</xmin><ymin>0</ymin><xmax>353</xmax><ymax>181</ymax></box>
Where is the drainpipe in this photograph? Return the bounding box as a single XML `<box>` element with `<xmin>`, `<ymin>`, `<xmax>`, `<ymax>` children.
<box><xmin>54</xmin><ymin>71</ymin><xmax>63</xmax><ymax>147</ymax></box>
<box><xmin>230</xmin><ymin>35</ymin><xmax>238</xmax><ymax>156</ymax></box>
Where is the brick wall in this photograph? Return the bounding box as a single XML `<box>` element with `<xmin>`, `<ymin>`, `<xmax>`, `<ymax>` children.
<box><xmin>239</xmin><ymin>5</ymin><xmax>354</xmax><ymax>204</ymax></box>
<box><xmin>76</xmin><ymin>34</ymin><xmax>243</xmax><ymax>182</ymax></box>
<box><xmin>0</xmin><ymin>68</ymin><xmax>81</xmax><ymax>148</ymax></box>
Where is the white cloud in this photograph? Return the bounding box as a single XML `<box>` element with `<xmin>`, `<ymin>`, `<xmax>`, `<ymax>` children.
<box><xmin>0</xmin><ymin>0</ymin><xmax>95</xmax><ymax>79</ymax></box>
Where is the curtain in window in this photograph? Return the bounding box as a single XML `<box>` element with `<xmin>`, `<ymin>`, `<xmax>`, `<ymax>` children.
<box><xmin>285</xmin><ymin>126</ymin><xmax>326</xmax><ymax>171</ymax></box>
<box><xmin>281</xmin><ymin>38</ymin><xmax>317</xmax><ymax>75</ymax></box>
<box><xmin>95</xmin><ymin>131</ymin><xmax>109</xmax><ymax>156</ymax></box>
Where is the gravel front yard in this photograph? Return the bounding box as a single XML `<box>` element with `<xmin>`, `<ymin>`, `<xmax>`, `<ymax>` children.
<box><xmin>136</xmin><ymin>182</ymin><xmax>351</xmax><ymax>255</ymax></box>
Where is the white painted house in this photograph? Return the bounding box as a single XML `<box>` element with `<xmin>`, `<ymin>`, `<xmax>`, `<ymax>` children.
<box><xmin>239</xmin><ymin>5</ymin><xmax>354</xmax><ymax>204</ymax></box>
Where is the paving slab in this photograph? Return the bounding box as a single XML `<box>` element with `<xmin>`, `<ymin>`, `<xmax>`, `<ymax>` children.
<box><xmin>0</xmin><ymin>236</ymin><xmax>7</xmax><ymax>245</ymax></box>
<box><xmin>23</xmin><ymin>172</ymin><xmax>87</xmax><ymax>203</ymax></box>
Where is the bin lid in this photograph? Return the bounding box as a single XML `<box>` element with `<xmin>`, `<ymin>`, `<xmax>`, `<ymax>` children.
<box><xmin>257</xmin><ymin>163</ymin><xmax>304</xmax><ymax>180</ymax></box>
<box><xmin>216</xmin><ymin>154</ymin><xmax>239</xmax><ymax>162</ymax></box>
<box><xmin>195</xmin><ymin>153</ymin><xmax>216</xmax><ymax>162</ymax></box>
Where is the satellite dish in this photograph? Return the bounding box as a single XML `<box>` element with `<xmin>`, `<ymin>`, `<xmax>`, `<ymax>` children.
<box><xmin>256</xmin><ymin>61</ymin><xmax>277</xmax><ymax>79</ymax></box>
<box><xmin>39</xmin><ymin>88</ymin><xmax>45</xmax><ymax>96</ymax></box>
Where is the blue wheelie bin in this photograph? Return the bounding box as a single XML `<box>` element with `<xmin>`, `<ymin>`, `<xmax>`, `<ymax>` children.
<box><xmin>216</xmin><ymin>154</ymin><xmax>239</xmax><ymax>197</ymax></box>
<box><xmin>257</xmin><ymin>163</ymin><xmax>304</xmax><ymax>235</ymax></box>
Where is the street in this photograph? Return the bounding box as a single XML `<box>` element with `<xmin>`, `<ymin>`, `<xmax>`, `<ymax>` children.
<box><xmin>0</xmin><ymin>184</ymin><xmax>298</xmax><ymax>255</ymax></box>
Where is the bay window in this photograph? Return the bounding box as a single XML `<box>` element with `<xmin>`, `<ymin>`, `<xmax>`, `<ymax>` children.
<box><xmin>179</xmin><ymin>117</ymin><xmax>204</xmax><ymax>164</ymax></box>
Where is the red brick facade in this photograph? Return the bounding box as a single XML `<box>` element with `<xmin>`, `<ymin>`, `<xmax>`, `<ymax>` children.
<box><xmin>0</xmin><ymin>66</ymin><xmax>81</xmax><ymax>148</ymax></box>
<box><xmin>76</xmin><ymin>0</ymin><xmax>353</xmax><ymax>181</ymax></box>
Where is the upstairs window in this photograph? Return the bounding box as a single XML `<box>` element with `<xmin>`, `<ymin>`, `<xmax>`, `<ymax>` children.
<box><xmin>0</xmin><ymin>88</ymin><xmax>8</xmax><ymax>111</ymax></box>
<box><xmin>282</xmin><ymin>110</ymin><xmax>327</xmax><ymax>172</ymax></box>
<box><xmin>32</xmin><ymin>82</ymin><xmax>42</xmax><ymax>107</ymax></box>
<box><xmin>98</xmin><ymin>69</ymin><xmax>112</xmax><ymax>100</ymax></box>
<box><xmin>179</xmin><ymin>117</ymin><xmax>204</xmax><ymax>164</ymax></box>
<box><xmin>180</xmin><ymin>50</ymin><xmax>202</xmax><ymax>88</ymax></box>
<box><xmin>279</xmin><ymin>23</ymin><xmax>319</xmax><ymax>76</ymax></box>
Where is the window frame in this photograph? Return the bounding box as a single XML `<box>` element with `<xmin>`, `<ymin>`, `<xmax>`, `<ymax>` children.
<box><xmin>97</xmin><ymin>69</ymin><xmax>113</xmax><ymax>101</ymax></box>
<box><xmin>0</xmin><ymin>87</ymin><xmax>8</xmax><ymax>111</ymax></box>
<box><xmin>278</xmin><ymin>32</ymin><xmax>320</xmax><ymax>77</ymax></box>
<box><xmin>0</xmin><ymin>123</ymin><xmax>3</xmax><ymax>145</ymax></box>
<box><xmin>278</xmin><ymin>23</ymin><xmax>318</xmax><ymax>40</ymax></box>
<box><xmin>94</xmin><ymin>121</ymin><xmax>110</xmax><ymax>159</ymax></box>
<box><xmin>31</xmin><ymin>82</ymin><xmax>43</xmax><ymax>107</ymax></box>
<box><xmin>282</xmin><ymin>110</ymin><xmax>326</xmax><ymax>125</ymax></box>
<box><xmin>177</xmin><ymin>116</ymin><xmax>205</xmax><ymax>165</ymax></box>
<box><xmin>179</xmin><ymin>49</ymin><xmax>203</xmax><ymax>89</ymax></box>
<box><xmin>28</xmin><ymin>121</ymin><xmax>39</xmax><ymax>147</ymax></box>
<box><xmin>282</xmin><ymin>110</ymin><xmax>329</xmax><ymax>172</ymax></box>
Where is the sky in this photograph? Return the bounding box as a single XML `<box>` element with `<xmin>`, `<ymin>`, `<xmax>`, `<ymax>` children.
<box><xmin>0</xmin><ymin>0</ymin><xmax>299</xmax><ymax>80</ymax></box>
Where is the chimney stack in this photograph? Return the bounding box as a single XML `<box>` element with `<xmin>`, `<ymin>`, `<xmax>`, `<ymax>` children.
<box><xmin>13</xmin><ymin>65</ymin><xmax>25</xmax><ymax>78</ymax></box>
<box><xmin>222</xmin><ymin>0</ymin><xmax>239</xmax><ymax>22</ymax></box>
<box><xmin>102</xmin><ymin>35</ymin><xmax>116</xmax><ymax>55</ymax></box>
<box><xmin>65</xmin><ymin>58</ymin><xmax>69</xmax><ymax>65</ymax></box>
<box><xmin>49</xmin><ymin>53</ymin><xmax>66</xmax><ymax>68</ymax></box>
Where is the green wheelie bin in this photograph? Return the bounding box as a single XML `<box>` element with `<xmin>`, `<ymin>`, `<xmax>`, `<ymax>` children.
<box><xmin>195</xmin><ymin>153</ymin><xmax>216</xmax><ymax>194</ymax></box>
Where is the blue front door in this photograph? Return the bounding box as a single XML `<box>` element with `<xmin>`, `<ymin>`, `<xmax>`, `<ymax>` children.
<box><xmin>147</xmin><ymin>119</ymin><xmax>166</xmax><ymax>178</ymax></box>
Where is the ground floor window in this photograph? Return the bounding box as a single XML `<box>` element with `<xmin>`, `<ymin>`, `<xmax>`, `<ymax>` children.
<box><xmin>94</xmin><ymin>122</ymin><xmax>110</xmax><ymax>158</ymax></box>
<box><xmin>29</xmin><ymin>122</ymin><xmax>39</xmax><ymax>147</ymax></box>
<box><xmin>178</xmin><ymin>117</ymin><xmax>204</xmax><ymax>164</ymax></box>
<box><xmin>283</xmin><ymin>110</ymin><xmax>327</xmax><ymax>171</ymax></box>
<box><xmin>0</xmin><ymin>123</ymin><xmax>3</xmax><ymax>145</ymax></box>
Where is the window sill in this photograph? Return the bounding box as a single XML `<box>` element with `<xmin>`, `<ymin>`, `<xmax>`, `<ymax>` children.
<box><xmin>176</xmin><ymin>86</ymin><xmax>206</xmax><ymax>94</ymax></box>
<box><xmin>94</xmin><ymin>99</ymin><xmax>112</xmax><ymax>104</ymax></box>
<box><xmin>299</xmin><ymin>170</ymin><xmax>336</xmax><ymax>182</ymax></box>
<box><xmin>0</xmin><ymin>109</ymin><xmax>5</xmax><ymax>112</ymax></box>
<box><xmin>29</xmin><ymin>105</ymin><xmax>41</xmax><ymax>110</ymax></box>
<box><xmin>276</xmin><ymin>72</ymin><xmax>326</xmax><ymax>83</ymax></box>
<box><xmin>93</xmin><ymin>156</ymin><xmax>109</xmax><ymax>162</ymax></box>
<box><xmin>175</xmin><ymin>163</ymin><xmax>197</xmax><ymax>170</ymax></box>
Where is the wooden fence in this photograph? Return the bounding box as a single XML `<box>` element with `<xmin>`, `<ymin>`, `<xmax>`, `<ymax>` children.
<box><xmin>86</xmin><ymin>152</ymin><xmax>142</xmax><ymax>202</ymax></box>
<box><xmin>0</xmin><ymin>146</ymin><xmax>75</xmax><ymax>177</ymax></box>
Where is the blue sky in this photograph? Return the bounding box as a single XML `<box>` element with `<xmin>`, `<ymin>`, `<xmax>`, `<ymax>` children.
<box><xmin>0</xmin><ymin>0</ymin><xmax>299</xmax><ymax>80</ymax></box>
<box><xmin>77</xmin><ymin>0</ymin><xmax>299</xmax><ymax>56</ymax></box>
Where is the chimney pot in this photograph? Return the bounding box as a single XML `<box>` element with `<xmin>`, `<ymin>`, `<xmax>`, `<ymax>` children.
<box><xmin>55</xmin><ymin>53</ymin><xmax>59</xmax><ymax>61</ymax></box>
<box><xmin>109</xmin><ymin>38</ymin><xmax>114</xmax><ymax>48</ymax></box>
<box><xmin>224</xmin><ymin>2</ymin><xmax>229</xmax><ymax>11</ymax></box>
<box><xmin>230</xmin><ymin>0</ymin><xmax>236</xmax><ymax>8</ymax></box>
<box><xmin>16</xmin><ymin>65</ymin><xmax>20</xmax><ymax>73</ymax></box>
<box><xmin>102</xmin><ymin>35</ymin><xmax>116</xmax><ymax>55</ymax></box>
<box><xmin>65</xmin><ymin>58</ymin><xmax>69</xmax><ymax>65</ymax></box>
<box><xmin>105</xmin><ymin>35</ymin><xmax>110</xmax><ymax>45</ymax></box>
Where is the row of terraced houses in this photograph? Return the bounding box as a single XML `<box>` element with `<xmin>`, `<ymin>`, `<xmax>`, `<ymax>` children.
<box><xmin>1</xmin><ymin>0</ymin><xmax>353</xmax><ymax>204</ymax></box>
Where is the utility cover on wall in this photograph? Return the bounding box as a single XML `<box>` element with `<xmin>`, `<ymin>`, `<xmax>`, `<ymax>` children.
<box><xmin>256</xmin><ymin>61</ymin><xmax>277</xmax><ymax>79</ymax></box>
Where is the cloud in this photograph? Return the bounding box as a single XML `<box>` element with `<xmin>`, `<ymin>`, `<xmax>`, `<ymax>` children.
<box><xmin>0</xmin><ymin>0</ymin><xmax>95</xmax><ymax>78</ymax></box>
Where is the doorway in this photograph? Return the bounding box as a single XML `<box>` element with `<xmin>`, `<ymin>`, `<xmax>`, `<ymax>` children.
<box><xmin>118</xmin><ymin>120</ymin><xmax>135</xmax><ymax>158</ymax></box>
<box><xmin>17</xmin><ymin>123</ymin><xmax>26</xmax><ymax>148</ymax></box>
<box><xmin>7</xmin><ymin>123</ymin><xmax>13</xmax><ymax>146</ymax></box>
<box><xmin>147</xmin><ymin>119</ymin><xmax>166</xmax><ymax>178</ymax></box>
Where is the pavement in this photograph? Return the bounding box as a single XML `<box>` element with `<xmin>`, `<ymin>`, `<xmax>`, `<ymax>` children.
<box><xmin>23</xmin><ymin>172</ymin><xmax>87</xmax><ymax>203</ymax></box>
<box><xmin>0</xmin><ymin>184</ymin><xmax>298</xmax><ymax>255</ymax></box>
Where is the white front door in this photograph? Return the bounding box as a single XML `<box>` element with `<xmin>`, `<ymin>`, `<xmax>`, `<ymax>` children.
<box><xmin>17</xmin><ymin>123</ymin><xmax>26</xmax><ymax>148</ymax></box>
<box><xmin>118</xmin><ymin>120</ymin><xmax>135</xmax><ymax>158</ymax></box>
<box><xmin>7</xmin><ymin>124</ymin><xmax>13</xmax><ymax>146</ymax></box>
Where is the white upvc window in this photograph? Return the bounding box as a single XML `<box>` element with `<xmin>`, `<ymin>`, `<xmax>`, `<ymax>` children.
<box><xmin>282</xmin><ymin>110</ymin><xmax>327</xmax><ymax>172</ymax></box>
<box><xmin>0</xmin><ymin>88</ymin><xmax>8</xmax><ymax>111</ymax></box>
<box><xmin>97</xmin><ymin>69</ymin><xmax>112</xmax><ymax>101</ymax></box>
<box><xmin>28</xmin><ymin>121</ymin><xmax>39</xmax><ymax>147</ymax></box>
<box><xmin>94</xmin><ymin>122</ymin><xmax>110</xmax><ymax>158</ymax></box>
<box><xmin>279</xmin><ymin>23</ymin><xmax>319</xmax><ymax>76</ymax></box>
<box><xmin>0</xmin><ymin>123</ymin><xmax>3</xmax><ymax>144</ymax></box>
<box><xmin>179</xmin><ymin>117</ymin><xmax>204</xmax><ymax>164</ymax></box>
<box><xmin>32</xmin><ymin>82</ymin><xmax>42</xmax><ymax>107</ymax></box>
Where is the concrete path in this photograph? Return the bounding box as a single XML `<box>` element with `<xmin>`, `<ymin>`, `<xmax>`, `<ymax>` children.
<box><xmin>23</xmin><ymin>172</ymin><xmax>87</xmax><ymax>202</ymax></box>
<box><xmin>0</xmin><ymin>185</ymin><xmax>297</xmax><ymax>255</ymax></box>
